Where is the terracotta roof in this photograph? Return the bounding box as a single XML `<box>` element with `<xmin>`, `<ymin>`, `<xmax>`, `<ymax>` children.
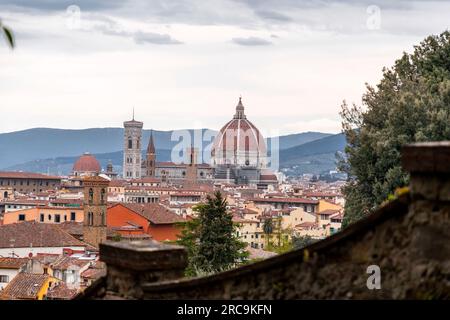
<box><xmin>0</xmin><ymin>221</ymin><xmax>88</xmax><ymax>249</ymax></box>
<box><xmin>304</xmin><ymin>192</ymin><xmax>339</xmax><ymax>198</ymax></box>
<box><xmin>58</xmin><ymin>221</ymin><xmax>83</xmax><ymax>236</ymax></box>
<box><xmin>259</xmin><ymin>174</ymin><xmax>278</xmax><ymax>181</ymax></box>
<box><xmin>81</xmin><ymin>266</ymin><xmax>106</xmax><ymax>280</ymax></box>
<box><xmin>331</xmin><ymin>212</ymin><xmax>344</xmax><ymax>220</ymax></box>
<box><xmin>31</xmin><ymin>254</ymin><xmax>60</xmax><ymax>266</ymax></box>
<box><xmin>2</xmin><ymin>199</ymin><xmax>48</xmax><ymax>206</ymax></box>
<box><xmin>0</xmin><ymin>171</ymin><xmax>61</xmax><ymax>180</ymax></box>
<box><xmin>115</xmin><ymin>203</ymin><xmax>185</xmax><ymax>225</ymax></box>
<box><xmin>157</xmin><ymin>161</ymin><xmax>187</xmax><ymax>168</ymax></box>
<box><xmin>59</xmin><ymin>221</ymin><xmax>116</xmax><ymax>238</ymax></box>
<box><xmin>250</xmin><ymin>197</ymin><xmax>319</xmax><ymax>205</ymax></box>
<box><xmin>130</xmin><ymin>178</ymin><xmax>161</xmax><ymax>184</ymax></box>
<box><xmin>0</xmin><ymin>257</ymin><xmax>29</xmax><ymax>269</ymax></box>
<box><xmin>295</xmin><ymin>222</ymin><xmax>317</xmax><ymax>228</ymax></box>
<box><xmin>51</xmin><ymin>256</ymin><xmax>91</xmax><ymax>270</ymax></box>
<box><xmin>319</xmin><ymin>209</ymin><xmax>341</xmax><ymax>215</ymax></box>
<box><xmin>0</xmin><ymin>273</ymin><xmax>54</xmax><ymax>300</ymax></box>
<box><xmin>46</xmin><ymin>282</ymin><xmax>78</xmax><ymax>300</ymax></box>
<box><xmin>109</xmin><ymin>180</ymin><xmax>127</xmax><ymax>187</ymax></box>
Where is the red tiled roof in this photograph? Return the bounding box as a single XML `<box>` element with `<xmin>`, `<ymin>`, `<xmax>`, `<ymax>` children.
<box><xmin>304</xmin><ymin>192</ymin><xmax>339</xmax><ymax>198</ymax></box>
<box><xmin>51</xmin><ymin>256</ymin><xmax>91</xmax><ymax>270</ymax></box>
<box><xmin>319</xmin><ymin>209</ymin><xmax>340</xmax><ymax>215</ymax></box>
<box><xmin>0</xmin><ymin>221</ymin><xmax>88</xmax><ymax>249</ymax></box>
<box><xmin>108</xmin><ymin>180</ymin><xmax>127</xmax><ymax>187</ymax></box>
<box><xmin>259</xmin><ymin>174</ymin><xmax>278</xmax><ymax>181</ymax></box>
<box><xmin>0</xmin><ymin>257</ymin><xmax>29</xmax><ymax>269</ymax></box>
<box><xmin>250</xmin><ymin>197</ymin><xmax>319</xmax><ymax>205</ymax></box>
<box><xmin>46</xmin><ymin>282</ymin><xmax>78</xmax><ymax>300</ymax></box>
<box><xmin>81</xmin><ymin>267</ymin><xmax>106</xmax><ymax>280</ymax></box>
<box><xmin>115</xmin><ymin>203</ymin><xmax>185</xmax><ymax>225</ymax></box>
<box><xmin>0</xmin><ymin>273</ymin><xmax>54</xmax><ymax>300</ymax></box>
<box><xmin>0</xmin><ymin>171</ymin><xmax>61</xmax><ymax>180</ymax></box>
<box><xmin>130</xmin><ymin>178</ymin><xmax>162</xmax><ymax>184</ymax></box>
<box><xmin>295</xmin><ymin>222</ymin><xmax>317</xmax><ymax>228</ymax></box>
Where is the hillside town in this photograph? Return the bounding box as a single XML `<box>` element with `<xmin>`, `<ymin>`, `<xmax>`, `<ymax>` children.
<box><xmin>0</xmin><ymin>99</ymin><xmax>345</xmax><ymax>300</ymax></box>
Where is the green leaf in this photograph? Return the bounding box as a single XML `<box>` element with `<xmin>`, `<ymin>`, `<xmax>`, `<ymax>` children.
<box><xmin>2</xmin><ymin>26</ymin><xmax>15</xmax><ymax>49</ymax></box>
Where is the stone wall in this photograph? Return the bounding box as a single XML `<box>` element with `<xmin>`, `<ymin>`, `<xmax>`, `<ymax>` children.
<box><xmin>78</xmin><ymin>142</ymin><xmax>450</xmax><ymax>300</ymax></box>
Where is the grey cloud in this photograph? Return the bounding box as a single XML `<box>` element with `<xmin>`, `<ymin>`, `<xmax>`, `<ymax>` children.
<box><xmin>90</xmin><ymin>16</ymin><xmax>183</xmax><ymax>45</ymax></box>
<box><xmin>232</xmin><ymin>36</ymin><xmax>272</xmax><ymax>46</ymax></box>
<box><xmin>0</xmin><ymin>0</ymin><xmax>125</xmax><ymax>11</ymax></box>
<box><xmin>133</xmin><ymin>31</ymin><xmax>182</xmax><ymax>45</ymax></box>
<box><xmin>254</xmin><ymin>9</ymin><xmax>292</xmax><ymax>22</ymax></box>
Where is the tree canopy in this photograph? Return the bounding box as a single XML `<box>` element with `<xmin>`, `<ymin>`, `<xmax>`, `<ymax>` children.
<box><xmin>176</xmin><ymin>191</ymin><xmax>248</xmax><ymax>276</ymax></box>
<box><xmin>340</xmin><ymin>30</ymin><xmax>450</xmax><ymax>226</ymax></box>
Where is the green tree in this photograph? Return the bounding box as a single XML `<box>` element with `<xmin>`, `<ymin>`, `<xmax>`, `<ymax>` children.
<box><xmin>262</xmin><ymin>217</ymin><xmax>274</xmax><ymax>248</ymax></box>
<box><xmin>292</xmin><ymin>235</ymin><xmax>316</xmax><ymax>250</ymax></box>
<box><xmin>0</xmin><ymin>19</ymin><xmax>14</xmax><ymax>48</ymax></box>
<box><xmin>175</xmin><ymin>217</ymin><xmax>201</xmax><ymax>277</ymax></box>
<box><xmin>340</xmin><ymin>31</ymin><xmax>450</xmax><ymax>227</ymax></box>
<box><xmin>177</xmin><ymin>191</ymin><xmax>248</xmax><ymax>275</ymax></box>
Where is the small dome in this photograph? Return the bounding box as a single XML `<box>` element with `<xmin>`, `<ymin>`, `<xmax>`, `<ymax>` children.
<box><xmin>73</xmin><ymin>152</ymin><xmax>101</xmax><ymax>174</ymax></box>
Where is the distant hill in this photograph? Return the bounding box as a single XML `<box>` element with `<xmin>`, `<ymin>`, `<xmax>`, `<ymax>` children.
<box><xmin>280</xmin><ymin>133</ymin><xmax>346</xmax><ymax>164</ymax></box>
<box><xmin>0</xmin><ymin>128</ymin><xmax>339</xmax><ymax>176</ymax></box>
<box><xmin>279</xmin><ymin>133</ymin><xmax>347</xmax><ymax>175</ymax></box>
<box><xmin>0</xmin><ymin>128</ymin><xmax>210</xmax><ymax>170</ymax></box>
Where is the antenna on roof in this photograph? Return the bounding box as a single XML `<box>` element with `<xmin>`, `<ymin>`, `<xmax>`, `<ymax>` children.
<box><xmin>132</xmin><ymin>107</ymin><xmax>135</xmax><ymax>121</ymax></box>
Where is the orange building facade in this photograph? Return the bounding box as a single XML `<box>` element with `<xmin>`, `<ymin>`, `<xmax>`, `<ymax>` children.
<box><xmin>3</xmin><ymin>207</ymin><xmax>84</xmax><ymax>225</ymax></box>
<box><xmin>107</xmin><ymin>203</ymin><xmax>184</xmax><ymax>242</ymax></box>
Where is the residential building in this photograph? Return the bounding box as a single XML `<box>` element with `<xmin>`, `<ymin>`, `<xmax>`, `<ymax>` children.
<box><xmin>0</xmin><ymin>171</ymin><xmax>61</xmax><ymax>193</ymax></box>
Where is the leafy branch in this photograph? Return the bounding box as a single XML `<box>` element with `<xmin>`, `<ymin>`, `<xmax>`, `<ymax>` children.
<box><xmin>0</xmin><ymin>19</ymin><xmax>15</xmax><ymax>49</ymax></box>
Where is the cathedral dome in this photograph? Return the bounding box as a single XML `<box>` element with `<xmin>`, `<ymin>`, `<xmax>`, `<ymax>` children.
<box><xmin>211</xmin><ymin>98</ymin><xmax>267</xmax><ymax>167</ymax></box>
<box><xmin>73</xmin><ymin>152</ymin><xmax>101</xmax><ymax>176</ymax></box>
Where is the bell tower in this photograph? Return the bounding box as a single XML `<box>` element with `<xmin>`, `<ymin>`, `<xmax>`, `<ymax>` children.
<box><xmin>83</xmin><ymin>176</ymin><xmax>110</xmax><ymax>248</ymax></box>
<box><xmin>145</xmin><ymin>130</ymin><xmax>156</xmax><ymax>178</ymax></box>
<box><xmin>123</xmin><ymin>109</ymin><xmax>143</xmax><ymax>179</ymax></box>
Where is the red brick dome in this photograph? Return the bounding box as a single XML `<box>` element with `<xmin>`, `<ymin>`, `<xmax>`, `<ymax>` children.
<box><xmin>73</xmin><ymin>152</ymin><xmax>101</xmax><ymax>174</ymax></box>
<box><xmin>211</xmin><ymin>98</ymin><xmax>266</xmax><ymax>167</ymax></box>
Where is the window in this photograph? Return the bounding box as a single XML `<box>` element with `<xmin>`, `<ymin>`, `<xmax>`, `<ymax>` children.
<box><xmin>88</xmin><ymin>212</ymin><xmax>94</xmax><ymax>226</ymax></box>
<box><xmin>101</xmin><ymin>189</ymin><xmax>106</xmax><ymax>204</ymax></box>
<box><xmin>18</xmin><ymin>214</ymin><xmax>26</xmax><ymax>221</ymax></box>
<box><xmin>55</xmin><ymin>214</ymin><xmax>61</xmax><ymax>223</ymax></box>
<box><xmin>0</xmin><ymin>275</ymin><xmax>9</xmax><ymax>283</ymax></box>
<box><xmin>40</xmin><ymin>214</ymin><xmax>44</xmax><ymax>222</ymax></box>
<box><xmin>71</xmin><ymin>212</ymin><xmax>76</xmax><ymax>221</ymax></box>
<box><xmin>128</xmin><ymin>139</ymin><xmax>132</xmax><ymax>149</ymax></box>
<box><xmin>89</xmin><ymin>188</ymin><xmax>94</xmax><ymax>204</ymax></box>
<box><xmin>48</xmin><ymin>214</ymin><xmax>52</xmax><ymax>221</ymax></box>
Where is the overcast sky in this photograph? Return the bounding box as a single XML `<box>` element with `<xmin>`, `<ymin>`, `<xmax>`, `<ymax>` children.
<box><xmin>0</xmin><ymin>0</ymin><xmax>449</xmax><ymax>136</ymax></box>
